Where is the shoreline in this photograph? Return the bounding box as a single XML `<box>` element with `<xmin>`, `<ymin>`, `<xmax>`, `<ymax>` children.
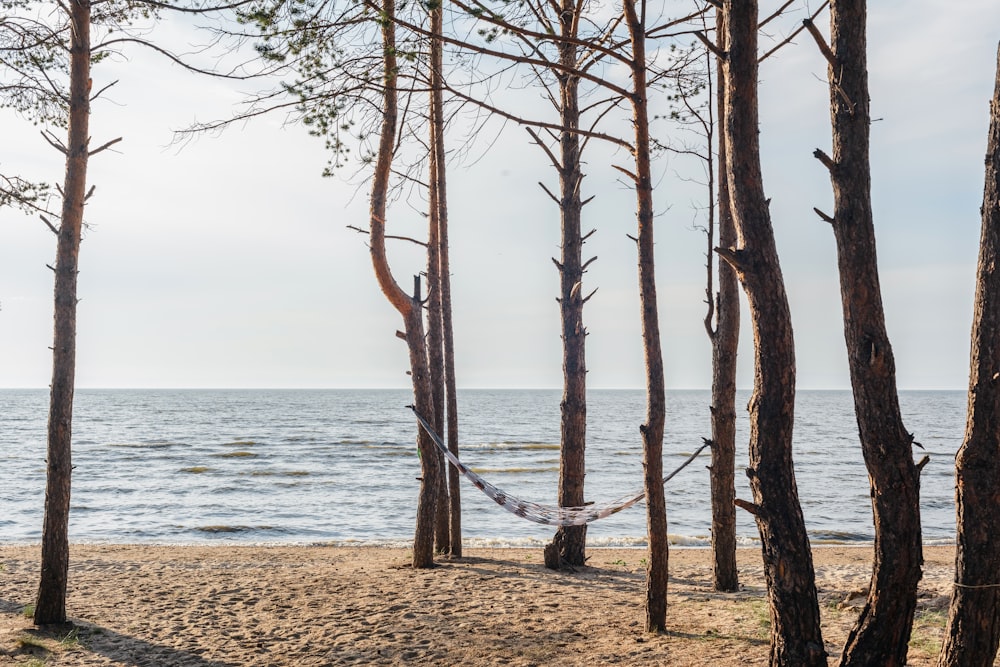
<box><xmin>0</xmin><ymin>544</ymin><xmax>958</xmax><ymax>666</ymax></box>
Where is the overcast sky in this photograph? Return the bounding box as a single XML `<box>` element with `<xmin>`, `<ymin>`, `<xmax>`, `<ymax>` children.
<box><xmin>2</xmin><ymin>1</ymin><xmax>998</xmax><ymax>390</ymax></box>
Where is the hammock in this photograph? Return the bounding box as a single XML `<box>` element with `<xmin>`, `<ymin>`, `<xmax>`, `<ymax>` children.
<box><xmin>409</xmin><ymin>406</ymin><xmax>709</xmax><ymax>527</ymax></box>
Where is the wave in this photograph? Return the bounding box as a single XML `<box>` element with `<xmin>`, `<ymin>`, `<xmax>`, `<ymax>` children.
<box><xmin>107</xmin><ymin>441</ymin><xmax>179</xmax><ymax>449</ymax></box>
<box><xmin>469</xmin><ymin>466</ymin><xmax>560</xmax><ymax>474</ymax></box>
<box><xmin>809</xmin><ymin>530</ymin><xmax>872</xmax><ymax>544</ymax></box>
<box><xmin>466</xmin><ymin>442</ymin><xmax>561</xmax><ymax>452</ymax></box>
<box><xmin>193</xmin><ymin>524</ymin><xmax>277</xmax><ymax>534</ymax></box>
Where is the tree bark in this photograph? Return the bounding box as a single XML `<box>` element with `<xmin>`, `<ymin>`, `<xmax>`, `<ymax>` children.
<box><xmin>427</xmin><ymin>25</ymin><xmax>450</xmax><ymax>552</ymax></box>
<box><xmin>544</xmin><ymin>0</ymin><xmax>588</xmax><ymax>570</ymax></box>
<box><xmin>369</xmin><ymin>0</ymin><xmax>440</xmax><ymax>569</ymax></box>
<box><xmin>709</xmin><ymin>4</ymin><xmax>740</xmax><ymax>594</ymax></box>
<box><xmin>811</xmin><ymin>3</ymin><xmax>923</xmax><ymax>665</ymax></box>
<box><xmin>938</xmin><ymin>41</ymin><xmax>1000</xmax><ymax>667</ymax></box>
<box><xmin>429</xmin><ymin>1</ymin><xmax>463</xmax><ymax>559</ymax></box>
<box><xmin>34</xmin><ymin>0</ymin><xmax>90</xmax><ymax>627</ymax></box>
<box><xmin>428</xmin><ymin>183</ymin><xmax>449</xmax><ymax>555</ymax></box>
<box><xmin>403</xmin><ymin>294</ymin><xmax>439</xmax><ymax>569</ymax></box>
<box><xmin>721</xmin><ymin>1</ymin><xmax>825</xmax><ymax>663</ymax></box>
<box><xmin>622</xmin><ymin>0</ymin><xmax>668</xmax><ymax>632</ymax></box>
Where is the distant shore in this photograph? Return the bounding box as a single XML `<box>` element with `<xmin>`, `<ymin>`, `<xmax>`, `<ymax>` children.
<box><xmin>0</xmin><ymin>544</ymin><xmax>957</xmax><ymax>666</ymax></box>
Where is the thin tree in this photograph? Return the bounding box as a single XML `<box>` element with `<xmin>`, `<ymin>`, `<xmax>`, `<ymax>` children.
<box><xmin>717</xmin><ymin>0</ymin><xmax>825</xmax><ymax>662</ymax></box>
<box><xmin>33</xmin><ymin>0</ymin><xmax>94</xmax><ymax>625</ymax></box>
<box><xmin>368</xmin><ymin>0</ymin><xmax>442</xmax><ymax>568</ymax></box>
<box><xmin>427</xmin><ymin>94</ymin><xmax>450</xmax><ymax>553</ymax></box>
<box><xmin>938</xmin><ymin>41</ymin><xmax>1000</xmax><ymax>667</ymax></box>
<box><xmin>616</xmin><ymin>0</ymin><xmax>670</xmax><ymax>631</ymax></box>
<box><xmin>804</xmin><ymin>2</ymin><xmax>923</xmax><ymax>664</ymax></box>
<box><xmin>12</xmin><ymin>0</ymin><xmax>263</xmax><ymax>622</ymax></box>
<box><xmin>707</xmin><ymin>47</ymin><xmax>740</xmax><ymax>593</ymax></box>
<box><xmin>693</xmin><ymin>5</ymin><xmax>739</xmax><ymax>593</ymax></box>
<box><xmin>538</xmin><ymin>0</ymin><xmax>591</xmax><ymax>571</ymax></box>
<box><xmin>425</xmin><ymin>0</ymin><xmax>462</xmax><ymax>557</ymax></box>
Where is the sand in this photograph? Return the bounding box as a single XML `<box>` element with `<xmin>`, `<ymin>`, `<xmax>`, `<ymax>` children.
<box><xmin>0</xmin><ymin>544</ymin><xmax>965</xmax><ymax>666</ymax></box>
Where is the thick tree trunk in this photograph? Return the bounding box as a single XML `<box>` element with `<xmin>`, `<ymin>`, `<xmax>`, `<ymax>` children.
<box><xmin>368</xmin><ymin>0</ymin><xmax>439</xmax><ymax>569</ymax></box>
<box><xmin>812</xmin><ymin>3</ymin><xmax>923</xmax><ymax>665</ymax></box>
<box><xmin>405</xmin><ymin>296</ymin><xmax>440</xmax><ymax>569</ymax></box>
<box><xmin>544</xmin><ymin>0</ymin><xmax>587</xmax><ymax>570</ymax></box>
<box><xmin>938</xmin><ymin>41</ymin><xmax>1000</xmax><ymax>667</ymax></box>
<box><xmin>721</xmin><ymin>1</ymin><xmax>825</xmax><ymax>663</ymax></box>
<box><xmin>34</xmin><ymin>0</ymin><xmax>90</xmax><ymax>627</ymax></box>
<box><xmin>622</xmin><ymin>0</ymin><xmax>668</xmax><ymax>632</ymax></box>
<box><xmin>709</xmin><ymin>5</ymin><xmax>740</xmax><ymax>594</ymax></box>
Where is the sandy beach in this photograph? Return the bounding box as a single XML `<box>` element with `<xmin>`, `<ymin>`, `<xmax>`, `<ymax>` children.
<box><xmin>0</xmin><ymin>544</ymin><xmax>964</xmax><ymax>665</ymax></box>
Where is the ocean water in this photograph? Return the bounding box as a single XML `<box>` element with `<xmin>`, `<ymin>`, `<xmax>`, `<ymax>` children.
<box><xmin>0</xmin><ymin>388</ymin><xmax>965</xmax><ymax>547</ymax></box>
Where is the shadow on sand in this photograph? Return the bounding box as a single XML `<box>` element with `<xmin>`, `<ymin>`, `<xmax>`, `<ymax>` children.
<box><xmin>0</xmin><ymin>599</ymin><xmax>237</xmax><ymax>667</ymax></box>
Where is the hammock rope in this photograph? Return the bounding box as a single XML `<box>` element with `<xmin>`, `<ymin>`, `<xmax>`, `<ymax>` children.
<box><xmin>408</xmin><ymin>406</ymin><xmax>709</xmax><ymax>527</ymax></box>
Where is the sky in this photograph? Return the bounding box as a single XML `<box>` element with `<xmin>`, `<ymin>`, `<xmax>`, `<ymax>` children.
<box><xmin>1</xmin><ymin>0</ymin><xmax>999</xmax><ymax>390</ymax></box>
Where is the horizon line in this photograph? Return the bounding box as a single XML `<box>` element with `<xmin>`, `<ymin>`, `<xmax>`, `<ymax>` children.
<box><xmin>0</xmin><ymin>385</ymin><xmax>969</xmax><ymax>392</ymax></box>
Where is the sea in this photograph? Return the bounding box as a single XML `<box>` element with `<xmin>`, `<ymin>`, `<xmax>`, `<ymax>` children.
<box><xmin>0</xmin><ymin>388</ymin><xmax>966</xmax><ymax>548</ymax></box>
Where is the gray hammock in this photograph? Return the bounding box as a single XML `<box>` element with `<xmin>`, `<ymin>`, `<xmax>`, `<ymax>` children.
<box><xmin>409</xmin><ymin>406</ymin><xmax>709</xmax><ymax>527</ymax></box>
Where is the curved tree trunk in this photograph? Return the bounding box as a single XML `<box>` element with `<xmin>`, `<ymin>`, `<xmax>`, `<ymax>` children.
<box><xmin>938</xmin><ymin>41</ymin><xmax>1000</xmax><ymax>667</ymax></box>
<box><xmin>720</xmin><ymin>1</ymin><xmax>825</xmax><ymax>663</ymax></box>
<box><xmin>369</xmin><ymin>0</ymin><xmax>440</xmax><ymax>569</ymax></box>
<box><xmin>34</xmin><ymin>0</ymin><xmax>91</xmax><ymax>626</ymax></box>
<box><xmin>709</xmin><ymin>5</ymin><xmax>740</xmax><ymax>593</ymax></box>
<box><xmin>544</xmin><ymin>0</ymin><xmax>588</xmax><ymax>570</ymax></box>
<box><xmin>809</xmin><ymin>3</ymin><xmax>923</xmax><ymax>664</ymax></box>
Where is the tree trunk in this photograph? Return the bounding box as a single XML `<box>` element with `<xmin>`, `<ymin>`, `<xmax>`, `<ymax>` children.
<box><xmin>428</xmin><ymin>188</ymin><xmax>449</xmax><ymax>556</ymax></box>
<box><xmin>622</xmin><ymin>0</ymin><xmax>668</xmax><ymax>632</ymax></box>
<box><xmin>938</xmin><ymin>41</ymin><xmax>1000</xmax><ymax>667</ymax></box>
<box><xmin>709</xmin><ymin>5</ymin><xmax>740</xmax><ymax>594</ymax></box>
<box><xmin>368</xmin><ymin>0</ymin><xmax>439</xmax><ymax>569</ymax></box>
<box><xmin>544</xmin><ymin>0</ymin><xmax>587</xmax><ymax>570</ymax></box>
<box><xmin>720</xmin><ymin>1</ymin><xmax>825</xmax><ymax>663</ymax></box>
<box><xmin>810</xmin><ymin>3</ymin><xmax>923</xmax><ymax>664</ymax></box>
<box><xmin>34</xmin><ymin>0</ymin><xmax>90</xmax><ymax>627</ymax></box>
<box><xmin>404</xmin><ymin>293</ymin><xmax>440</xmax><ymax>569</ymax></box>
<box><xmin>427</xmin><ymin>26</ymin><xmax>450</xmax><ymax>552</ymax></box>
<box><xmin>429</xmin><ymin>2</ymin><xmax>463</xmax><ymax>559</ymax></box>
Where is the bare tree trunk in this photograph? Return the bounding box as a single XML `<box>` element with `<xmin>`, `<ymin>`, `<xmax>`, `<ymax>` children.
<box><xmin>621</xmin><ymin>0</ymin><xmax>668</xmax><ymax>632</ymax></box>
<box><xmin>404</xmin><ymin>290</ymin><xmax>439</xmax><ymax>569</ymax></box>
<box><xmin>427</xmin><ymin>51</ymin><xmax>450</xmax><ymax>552</ymax></box>
<box><xmin>369</xmin><ymin>0</ymin><xmax>439</xmax><ymax>568</ymax></box>
<box><xmin>720</xmin><ymin>1</ymin><xmax>825</xmax><ymax>663</ymax></box>
<box><xmin>429</xmin><ymin>1</ymin><xmax>463</xmax><ymax>559</ymax></box>
<box><xmin>34</xmin><ymin>0</ymin><xmax>90</xmax><ymax>626</ymax></box>
<box><xmin>708</xmin><ymin>5</ymin><xmax>740</xmax><ymax>594</ymax></box>
<box><xmin>544</xmin><ymin>0</ymin><xmax>588</xmax><ymax>570</ymax></box>
<box><xmin>804</xmin><ymin>3</ymin><xmax>923</xmax><ymax>664</ymax></box>
<box><xmin>938</xmin><ymin>41</ymin><xmax>1000</xmax><ymax>667</ymax></box>
<box><xmin>443</xmin><ymin>295</ymin><xmax>462</xmax><ymax>557</ymax></box>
